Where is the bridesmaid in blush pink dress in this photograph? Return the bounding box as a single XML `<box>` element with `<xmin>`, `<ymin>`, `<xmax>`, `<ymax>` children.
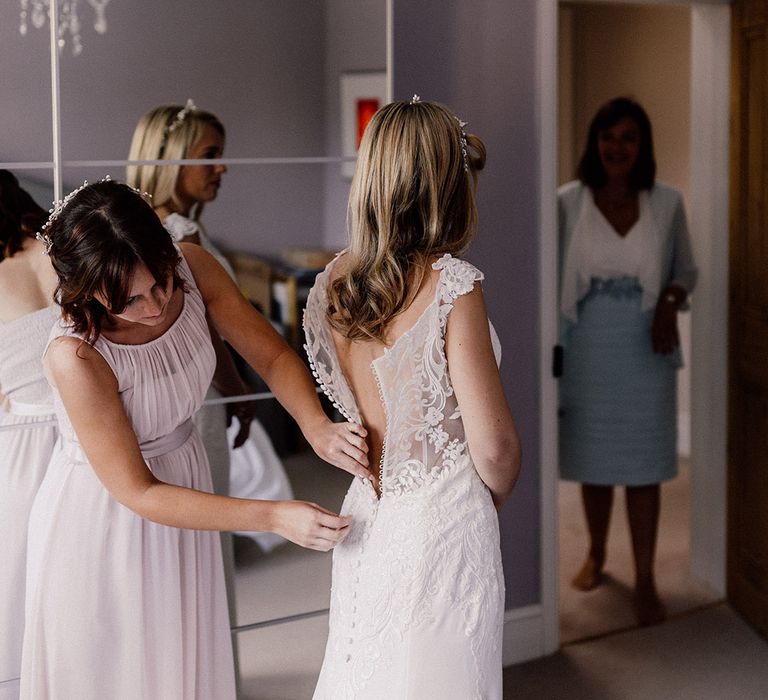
<box><xmin>20</xmin><ymin>179</ymin><xmax>371</xmax><ymax>700</ymax></box>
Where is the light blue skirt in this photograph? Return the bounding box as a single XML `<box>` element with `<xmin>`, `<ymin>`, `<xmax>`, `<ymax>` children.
<box><xmin>559</xmin><ymin>277</ymin><xmax>679</xmax><ymax>486</ymax></box>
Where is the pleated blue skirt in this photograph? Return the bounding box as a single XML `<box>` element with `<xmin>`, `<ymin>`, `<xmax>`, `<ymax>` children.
<box><xmin>559</xmin><ymin>278</ymin><xmax>679</xmax><ymax>486</ymax></box>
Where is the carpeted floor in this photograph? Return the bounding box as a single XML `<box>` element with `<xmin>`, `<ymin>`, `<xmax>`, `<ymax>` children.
<box><xmin>505</xmin><ymin>604</ymin><xmax>768</xmax><ymax>700</ymax></box>
<box><xmin>559</xmin><ymin>458</ymin><xmax>721</xmax><ymax>643</ymax></box>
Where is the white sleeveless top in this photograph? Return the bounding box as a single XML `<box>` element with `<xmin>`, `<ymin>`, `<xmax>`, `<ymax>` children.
<box><xmin>560</xmin><ymin>191</ymin><xmax>663</xmax><ymax>321</ymax></box>
<box><xmin>0</xmin><ymin>305</ymin><xmax>59</xmax><ymax>416</ymax></box>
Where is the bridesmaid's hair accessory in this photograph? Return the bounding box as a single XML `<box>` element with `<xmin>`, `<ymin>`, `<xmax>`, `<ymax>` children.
<box><xmin>36</xmin><ymin>175</ymin><xmax>152</xmax><ymax>255</ymax></box>
<box><xmin>410</xmin><ymin>94</ymin><xmax>468</xmax><ymax>172</ymax></box>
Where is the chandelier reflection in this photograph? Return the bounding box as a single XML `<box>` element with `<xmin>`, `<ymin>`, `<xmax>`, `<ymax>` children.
<box><xmin>19</xmin><ymin>0</ymin><xmax>110</xmax><ymax>56</ymax></box>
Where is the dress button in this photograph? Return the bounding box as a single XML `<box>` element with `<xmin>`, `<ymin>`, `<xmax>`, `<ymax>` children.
<box><xmin>345</xmin><ymin>654</ymin><xmax>351</xmax><ymax>663</ymax></box>
<box><xmin>348</xmin><ymin>637</ymin><xmax>353</xmax><ymax>644</ymax></box>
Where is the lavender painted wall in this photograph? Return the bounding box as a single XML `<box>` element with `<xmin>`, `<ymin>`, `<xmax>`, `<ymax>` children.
<box><xmin>393</xmin><ymin>0</ymin><xmax>541</xmax><ymax>608</ymax></box>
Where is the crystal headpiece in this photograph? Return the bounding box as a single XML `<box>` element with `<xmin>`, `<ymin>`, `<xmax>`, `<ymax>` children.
<box><xmin>456</xmin><ymin>117</ymin><xmax>469</xmax><ymax>173</ymax></box>
<box><xmin>164</xmin><ymin>98</ymin><xmax>197</xmax><ymax>138</ymax></box>
<box><xmin>157</xmin><ymin>98</ymin><xmax>197</xmax><ymax>157</ymax></box>
<box><xmin>35</xmin><ymin>176</ymin><xmax>152</xmax><ymax>255</ymax></box>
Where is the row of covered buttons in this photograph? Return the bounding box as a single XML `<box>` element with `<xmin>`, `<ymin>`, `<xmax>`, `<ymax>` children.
<box><xmin>345</xmin><ymin>496</ymin><xmax>376</xmax><ymax>663</ymax></box>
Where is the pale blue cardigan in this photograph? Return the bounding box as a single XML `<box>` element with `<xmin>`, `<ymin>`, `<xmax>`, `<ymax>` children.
<box><xmin>557</xmin><ymin>180</ymin><xmax>698</xmax><ymax>342</ymax></box>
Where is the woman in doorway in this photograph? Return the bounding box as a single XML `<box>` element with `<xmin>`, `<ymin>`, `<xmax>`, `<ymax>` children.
<box><xmin>0</xmin><ymin>170</ymin><xmax>59</xmax><ymax>696</ymax></box>
<box><xmin>306</xmin><ymin>98</ymin><xmax>521</xmax><ymax>698</ymax></box>
<box><xmin>127</xmin><ymin>101</ymin><xmax>293</xmax><ymax>552</ymax></box>
<box><xmin>20</xmin><ymin>179</ymin><xmax>369</xmax><ymax>699</ymax></box>
<box><xmin>558</xmin><ymin>97</ymin><xmax>697</xmax><ymax>625</ymax></box>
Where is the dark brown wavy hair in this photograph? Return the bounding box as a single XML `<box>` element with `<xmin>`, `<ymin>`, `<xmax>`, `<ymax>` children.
<box><xmin>46</xmin><ymin>179</ymin><xmax>184</xmax><ymax>344</ymax></box>
<box><xmin>577</xmin><ymin>97</ymin><xmax>656</xmax><ymax>191</ymax></box>
<box><xmin>327</xmin><ymin>100</ymin><xmax>486</xmax><ymax>342</ymax></box>
<box><xmin>0</xmin><ymin>169</ymin><xmax>47</xmax><ymax>261</ymax></box>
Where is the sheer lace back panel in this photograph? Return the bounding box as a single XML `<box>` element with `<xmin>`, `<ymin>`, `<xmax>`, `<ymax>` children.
<box><xmin>304</xmin><ymin>253</ymin><xmax>495</xmax><ymax>497</ymax></box>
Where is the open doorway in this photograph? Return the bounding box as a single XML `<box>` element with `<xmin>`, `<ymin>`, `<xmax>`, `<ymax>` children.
<box><xmin>552</xmin><ymin>1</ymin><xmax>726</xmax><ymax>644</ymax></box>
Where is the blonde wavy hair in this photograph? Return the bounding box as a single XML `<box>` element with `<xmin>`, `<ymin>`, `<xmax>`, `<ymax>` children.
<box><xmin>126</xmin><ymin>104</ymin><xmax>224</xmax><ymax>220</ymax></box>
<box><xmin>327</xmin><ymin>99</ymin><xmax>486</xmax><ymax>342</ymax></box>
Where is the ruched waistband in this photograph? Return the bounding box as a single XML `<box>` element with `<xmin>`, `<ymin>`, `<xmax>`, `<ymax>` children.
<box><xmin>139</xmin><ymin>419</ymin><xmax>195</xmax><ymax>458</ymax></box>
<box><xmin>64</xmin><ymin>418</ymin><xmax>194</xmax><ymax>462</ymax></box>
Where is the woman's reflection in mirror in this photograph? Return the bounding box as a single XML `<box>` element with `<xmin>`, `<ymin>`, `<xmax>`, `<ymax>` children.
<box><xmin>0</xmin><ymin>170</ymin><xmax>60</xmax><ymax>695</ymax></box>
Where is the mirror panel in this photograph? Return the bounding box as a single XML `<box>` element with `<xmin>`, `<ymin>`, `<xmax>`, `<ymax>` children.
<box><xmin>233</xmin><ymin>449</ymin><xmax>351</xmax><ymax>627</ymax></box>
<box><xmin>236</xmin><ymin>614</ymin><xmax>330</xmax><ymax>697</ymax></box>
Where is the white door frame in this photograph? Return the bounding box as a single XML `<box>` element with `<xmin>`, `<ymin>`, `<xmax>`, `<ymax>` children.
<box><xmin>536</xmin><ymin>0</ymin><xmax>731</xmax><ymax>653</ymax></box>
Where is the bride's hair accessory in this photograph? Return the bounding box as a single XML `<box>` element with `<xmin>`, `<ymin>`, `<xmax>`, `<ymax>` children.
<box><xmin>411</xmin><ymin>94</ymin><xmax>421</xmax><ymax>104</ymax></box>
<box><xmin>164</xmin><ymin>98</ymin><xmax>197</xmax><ymax>138</ymax></box>
<box><xmin>36</xmin><ymin>176</ymin><xmax>152</xmax><ymax>255</ymax></box>
<box><xmin>158</xmin><ymin>99</ymin><xmax>198</xmax><ymax>157</ymax></box>
<box><xmin>456</xmin><ymin>117</ymin><xmax>469</xmax><ymax>173</ymax></box>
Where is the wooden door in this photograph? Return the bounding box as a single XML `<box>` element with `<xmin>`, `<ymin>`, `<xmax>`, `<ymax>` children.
<box><xmin>728</xmin><ymin>0</ymin><xmax>768</xmax><ymax>636</ymax></box>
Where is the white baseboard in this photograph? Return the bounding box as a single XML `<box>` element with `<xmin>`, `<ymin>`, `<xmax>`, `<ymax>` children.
<box><xmin>502</xmin><ymin>604</ymin><xmax>546</xmax><ymax>666</ymax></box>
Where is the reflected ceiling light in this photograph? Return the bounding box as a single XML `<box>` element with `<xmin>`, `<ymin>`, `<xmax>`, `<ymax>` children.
<box><xmin>19</xmin><ymin>0</ymin><xmax>110</xmax><ymax>56</ymax></box>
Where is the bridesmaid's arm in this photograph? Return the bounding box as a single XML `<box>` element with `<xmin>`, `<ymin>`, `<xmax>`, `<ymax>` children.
<box><xmin>180</xmin><ymin>243</ymin><xmax>370</xmax><ymax>479</ymax></box>
<box><xmin>445</xmin><ymin>284</ymin><xmax>521</xmax><ymax>510</ymax></box>
<box><xmin>43</xmin><ymin>336</ymin><xmax>350</xmax><ymax>550</ymax></box>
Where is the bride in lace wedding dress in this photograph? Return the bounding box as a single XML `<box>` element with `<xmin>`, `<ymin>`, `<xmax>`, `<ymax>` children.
<box><xmin>306</xmin><ymin>99</ymin><xmax>522</xmax><ymax>699</ymax></box>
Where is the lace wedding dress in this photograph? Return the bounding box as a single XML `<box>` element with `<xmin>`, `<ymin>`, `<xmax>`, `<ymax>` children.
<box><xmin>305</xmin><ymin>254</ymin><xmax>504</xmax><ymax>700</ymax></box>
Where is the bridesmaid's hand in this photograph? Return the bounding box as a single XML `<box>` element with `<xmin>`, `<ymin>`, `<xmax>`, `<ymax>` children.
<box><xmin>226</xmin><ymin>398</ymin><xmax>257</xmax><ymax>448</ymax></box>
<box><xmin>271</xmin><ymin>501</ymin><xmax>352</xmax><ymax>551</ymax></box>
<box><xmin>306</xmin><ymin>418</ymin><xmax>370</xmax><ymax>480</ymax></box>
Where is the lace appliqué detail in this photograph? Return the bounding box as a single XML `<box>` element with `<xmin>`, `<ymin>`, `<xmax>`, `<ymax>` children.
<box><xmin>375</xmin><ymin>253</ymin><xmax>484</xmax><ymax>498</ymax></box>
<box><xmin>302</xmin><ymin>256</ymin><xmax>361</xmax><ymax>425</ymax></box>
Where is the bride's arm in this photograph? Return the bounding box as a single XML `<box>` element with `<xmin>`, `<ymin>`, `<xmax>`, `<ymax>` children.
<box><xmin>180</xmin><ymin>243</ymin><xmax>370</xmax><ymax>480</ymax></box>
<box><xmin>445</xmin><ymin>283</ymin><xmax>521</xmax><ymax>509</ymax></box>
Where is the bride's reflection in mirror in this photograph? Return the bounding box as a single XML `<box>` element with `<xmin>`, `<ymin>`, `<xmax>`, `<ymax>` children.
<box><xmin>126</xmin><ymin>102</ymin><xmax>366</xmax><ymax>632</ymax></box>
<box><xmin>127</xmin><ymin>101</ymin><xmax>295</xmax><ymax>550</ymax></box>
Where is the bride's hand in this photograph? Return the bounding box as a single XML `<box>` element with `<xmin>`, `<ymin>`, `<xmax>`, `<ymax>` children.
<box><xmin>271</xmin><ymin>500</ymin><xmax>352</xmax><ymax>551</ymax></box>
<box><xmin>305</xmin><ymin>418</ymin><xmax>370</xmax><ymax>479</ymax></box>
